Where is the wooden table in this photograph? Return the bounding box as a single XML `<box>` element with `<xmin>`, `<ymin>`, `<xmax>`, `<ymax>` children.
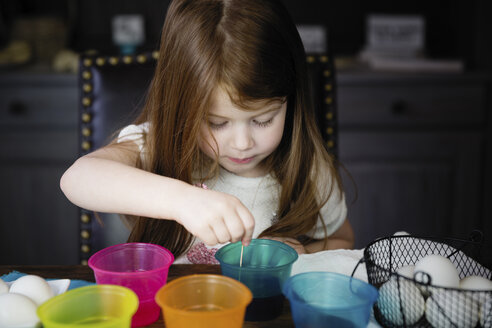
<box><xmin>0</xmin><ymin>264</ymin><xmax>295</xmax><ymax>327</ymax></box>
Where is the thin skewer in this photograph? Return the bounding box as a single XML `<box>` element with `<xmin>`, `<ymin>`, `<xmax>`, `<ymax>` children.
<box><xmin>240</xmin><ymin>245</ymin><xmax>244</xmax><ymax>267</ymax></box>
<box><xmin>238</xmin><ymin>244</ymin><xmax>244</xmax><ymax>282</ymax></box>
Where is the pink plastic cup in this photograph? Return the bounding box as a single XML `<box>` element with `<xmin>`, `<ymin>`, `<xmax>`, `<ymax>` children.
<box><xmin>88</xmin><ymin>243</ymin><xmax>174</xmax><ymax>327</ymax></box>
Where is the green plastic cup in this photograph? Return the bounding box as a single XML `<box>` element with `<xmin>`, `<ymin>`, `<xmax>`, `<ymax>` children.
<box><xmin>37</xmin><ymin>284</ymin><xmax>138</xmax><ymax>328</ymax></box>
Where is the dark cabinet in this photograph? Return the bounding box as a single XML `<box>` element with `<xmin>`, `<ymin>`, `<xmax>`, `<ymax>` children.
<box><xmin>0</xmin><ymin>73</ymin><xmax>79</xmax><ymax>264</ymax></box>
<box><xmin>337</xmin><ymin>72</ymin><xmax>489</xmax><ymax>249</ymax></box>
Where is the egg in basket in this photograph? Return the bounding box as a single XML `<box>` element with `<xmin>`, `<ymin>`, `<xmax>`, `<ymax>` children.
<box><xmin>363</xmin><ymin>231</ymin><xmax>492</xmax><ymax>328</ymax></box>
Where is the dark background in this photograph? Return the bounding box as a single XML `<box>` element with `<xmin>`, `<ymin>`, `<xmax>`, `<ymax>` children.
<box><xmin>0</xmin><ymin>0</ymin><xmax>491</xmax><ymax>70</ymax></box>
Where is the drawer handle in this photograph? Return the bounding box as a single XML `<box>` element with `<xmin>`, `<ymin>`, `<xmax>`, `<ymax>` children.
<box><xmin>391</xmin><ymin>100</ymin><xmax>407</xmax><ymax>116</ymax></box>
<box><xmin>8</xmin><ymin>100</ymin><xmax>28</xmax><ymax>116</ymax></box>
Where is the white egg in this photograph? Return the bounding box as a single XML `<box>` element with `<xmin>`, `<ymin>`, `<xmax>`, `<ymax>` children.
<box><xmin>0</xmin><ymin>292</ymin><xmax>40</xmax><ymax>327</ymax></box>
<box><xmin>460</xmin><ymin>275</ymin><xmax>492</xmax><ymax>291</ymax></box>
<box><xmin>0</xmin><ymin>279</ymin><xmax>8</xmax><ymax>294</ymax></box>
<box><xmin>414</xmin><ymin>254</ymin><xmax>460</xmax><ymax>289</ymax></box>
<box><xmin>377</xmin><ymin>278</ymin><xmax>425</xmax><ymax>325</ymax></box>
<box><xmin>459</xmin><ymin>275</ymin><xmax>492</xmax><ymax>305</ymax></box>
<box><xmin>396</xmin><ymin>265</ymin><xmax>415</xmax><ymax>279</ymax></box>
<box><xmin>480</xmin><ymin>296</ymin><xmax>492</xmax><ymax>328</ymax></box>
<box><xmin>9</xmin><ymin>274</ymin><xmax>54</xmax><ymax>306</ymax></box>
<box><xmin>425</xmin><ymin>290</ymin><xmax>479</xmax><ymax>328</ymax></box>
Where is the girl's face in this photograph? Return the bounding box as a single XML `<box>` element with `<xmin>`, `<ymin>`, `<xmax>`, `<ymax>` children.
<box><xmin>198</xmin><ymin>87</ymin><xmax>287</xmax><ymax>177</ymax></box>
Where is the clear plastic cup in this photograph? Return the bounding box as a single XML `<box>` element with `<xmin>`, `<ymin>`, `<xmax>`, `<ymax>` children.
<box><xmin>215</xmin><ymin>239</ymin><xmax>298</xmax><ymax>321</ymax></box>
<box><xmin>88</xmin><ymin>242</ymin><xmax>174</xmax><ymax>327</ymax></box>
<box><xmin>282</xmin><ymin>272</ymin><xmax>379</xmax><ymax>328</ymax></box>
<box><xmin>155</xmin><ymin>274</ymin><xmax>252</xmax><ymax>328</ymax></box>
<box><xmin>37</xmin><ymin>284</ymin><xmax>138</xmax><ymax>328</ymax></box>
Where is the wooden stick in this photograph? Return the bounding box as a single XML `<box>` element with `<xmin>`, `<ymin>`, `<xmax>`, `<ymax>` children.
<box><xmin>240</xmin><ymin>245</ymin><xmax>244</xmax><ymax>267</ymax></box>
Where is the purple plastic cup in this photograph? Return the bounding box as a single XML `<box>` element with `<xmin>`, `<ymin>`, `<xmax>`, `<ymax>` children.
<box><xmin>88</xmin><ymin>243</ymin><xmax>174</xmax><ymax>327</ymax></box>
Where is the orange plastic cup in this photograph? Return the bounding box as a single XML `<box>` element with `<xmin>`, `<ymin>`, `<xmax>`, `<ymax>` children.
<box><xmin>155</xmin><ymin>274</ymin><xmax>252</xmax><ymax>328</ymax></box>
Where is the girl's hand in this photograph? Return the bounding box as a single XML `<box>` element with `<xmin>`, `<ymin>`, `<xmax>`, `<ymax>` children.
<box><xmin>173</xmin><ymin>186</ymin><xmax>255</xmax><ymax>246</ymax></box>
<box><xmin>263</xmin><ymin>236</ymin><xmax>306</xmax><ymax>255</ymax></box>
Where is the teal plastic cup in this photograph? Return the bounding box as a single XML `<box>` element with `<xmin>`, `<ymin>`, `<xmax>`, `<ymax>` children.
<box><xmin>282</xmin><ymin>272</ymin><xmax>379</xmax><ymax>328</ymax></box>
<box><xmin>215</xmin><ymin>239</ymin><xmax>298</xmax><ymax>321</ymax></box>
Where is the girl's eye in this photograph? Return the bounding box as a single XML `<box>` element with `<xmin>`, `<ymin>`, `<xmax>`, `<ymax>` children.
<box><xmin>209</xmin><ymin>121</ymin><xmax>227</xmax><ymax>130</ymax></box>
<box><xmin>254</xmin><ymin>118</ymin><xmax>273</xmax><ymax>127</ymax></box>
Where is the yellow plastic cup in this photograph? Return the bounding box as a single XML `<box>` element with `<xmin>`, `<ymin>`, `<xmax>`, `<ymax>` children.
<box><xmin>155</xmin><ymin>274</ymin><xmax>252</xmax><ymax>328</ymax></box>
<box><xmin>37</xmin><ymin>285</ymin><xmax>138</xmax><ymax>328</ymax></box>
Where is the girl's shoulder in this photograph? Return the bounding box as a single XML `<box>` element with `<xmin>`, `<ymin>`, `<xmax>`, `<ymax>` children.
<box><xmin>117</xmin><ymin>122</ymin><xmax>150</xmax><ymax>152</ymax></box>
<box><xmin>118</xmin><ymin>122</ymin><xmax>150</xmax><ymax>137</ymax></box>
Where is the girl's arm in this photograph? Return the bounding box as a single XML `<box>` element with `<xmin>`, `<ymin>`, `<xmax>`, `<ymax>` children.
<box><xmin>304</xmin><ymin>219</ymin><xmax>354</xmax><ymax>253</ymax></box>
<box><xmin>60</xmin><ymin>142</ymin><xmax>255</xmax><ymax>246</ymax></box>
<box><xmin>266</xmin><ymin>219</ymin><xmax>354</xmax><ymax>255</ymax></box>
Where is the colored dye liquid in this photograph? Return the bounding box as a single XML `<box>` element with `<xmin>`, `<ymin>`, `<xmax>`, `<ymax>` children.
<box><xmin>245</xmin><ymin>294</ymin><xmax>284</xmax><ymax>321</ymax></box>
<box><xmin>132</xmin><ymin>298</ymin><xmax>160</xmax><ymax>327</ymax></box>
<box><xmin>324</xmin><ymin>316</ymin><xmax>358</xmax><ymax>328</ymax></box>
<box><xmin>75</xmin><ymin>316</ymin><xmax>114</xmax><ymax>324</ymax></box>
<box><xmin>293</xmin><ymin>316</ymin><xmax>358</xmax><ymax>328</ymax></box>
<box><xmin>183</xmin><ymin>304</ymin><xmax>225</xmax><ymax>312</ymax></box>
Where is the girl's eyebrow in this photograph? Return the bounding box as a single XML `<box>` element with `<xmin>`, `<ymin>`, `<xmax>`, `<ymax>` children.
<box><xmin>209</xmin><ymin>104</ymin><xmax>284</xmax><ymax>119</ymax></box>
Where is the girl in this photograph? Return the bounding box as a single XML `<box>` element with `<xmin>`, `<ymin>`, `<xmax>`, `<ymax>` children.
<box><xmin>60</xmin><ymin>0</ymin><xmax>354</xmax><ymax>264</ymax></box>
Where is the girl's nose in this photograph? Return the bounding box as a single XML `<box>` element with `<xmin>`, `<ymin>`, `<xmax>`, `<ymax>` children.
<box><xmin>231</xmin><ymin>126</ymin><xmax>254</xmax><ymax>150</ymax></box>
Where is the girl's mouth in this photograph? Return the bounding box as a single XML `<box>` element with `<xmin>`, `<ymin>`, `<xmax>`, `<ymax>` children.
<box><xmin>229</xmin><ymin>156</ymin><xmax>254</xmax><ymax>164</ymax></box>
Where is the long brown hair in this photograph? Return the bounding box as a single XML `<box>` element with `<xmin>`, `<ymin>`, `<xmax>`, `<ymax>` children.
<box><xmin>128</xmin><ymin>0</ymin><xmax>343</xmax><ymax>256</ymax></box>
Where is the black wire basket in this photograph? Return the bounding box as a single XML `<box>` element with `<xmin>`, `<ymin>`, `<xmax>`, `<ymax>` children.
<box><xmin>363</xmin><ymin>231</ymin><xmax>492</xmax><ymax>328</ymax></box>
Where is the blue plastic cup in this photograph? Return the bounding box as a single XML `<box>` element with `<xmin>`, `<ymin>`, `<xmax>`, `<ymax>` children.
<box><xmin>215</xmin><ymin>239</ymin><xmax>298</xmax><ymax>321</ymax></box>
<box><xmin>282</xmin><ymin>272</ymin><xmax>379</xmax><ymax>328</ymax></box>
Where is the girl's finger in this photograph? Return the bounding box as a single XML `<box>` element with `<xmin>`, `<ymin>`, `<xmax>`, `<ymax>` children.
<box><xmin>223</xmin><ymin>214</ymin><xmax>245</xmax><ymax>243</ymax></box>
<box><xmin>210</xmin><ymin>218</ymin><xmax>232</xmax><ymax>244</ymax></box>
<box><xmin>199</xmin><ymin>226</ymin><xmax>219</xmax><ymax>246</ymax></box>
<box><xmin>237</xmin><ymin>206</ymin><xmax>255</xmax><ymax>246</ymax></box>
